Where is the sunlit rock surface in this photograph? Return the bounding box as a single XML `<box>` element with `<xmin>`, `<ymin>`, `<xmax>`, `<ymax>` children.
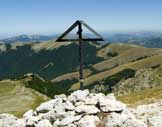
<box><xmin>0</xmin><ymin>90</ymin><xmax>161</xmax><ymax>127</ymax></box>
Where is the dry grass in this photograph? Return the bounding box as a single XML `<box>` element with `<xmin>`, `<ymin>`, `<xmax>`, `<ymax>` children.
<box><xmin>0</xmin><ymin>80</ymin><xmax>49</xmax><ymax>117</ymax></box>
<box><xmin>51</xmin><ymin>69</ymin><xmax>92</xmax><ymax>83</ymax></box>
<box><xmin>97</xmin><ymin>43</ymin><xmax>140</xmax><ymax>59</ymax></box>
<box><xmin>32</xmin><ymin>40</ymin><xmax>72</xmax><ymax>52</ymax></box>
<box><xmin>94</xmin><ymin>46</ymin><xmax>161</xmax><ymax>71</ymax></box>
<box><xmin>70</xmin><ymin>53</ymin><xmax>162</xmax><ymax>90</ymax></box>
<box><xmin>117</xmin><ymin>85</ymin><xmax>162</xmax><ymax>107</ymax></box>
<box><xmin>0</xmin><ymin>43</ymin><xmax>7</xmax><ymax>52</ymax></box>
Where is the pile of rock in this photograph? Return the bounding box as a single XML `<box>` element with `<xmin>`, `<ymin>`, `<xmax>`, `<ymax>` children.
<box><xmin>0</xmin><ymin>90</ymin><xmax>147</xmax><ymax>127</ymax></box>
<box><xmin>130</xmin><ymin>100</ymin><xmax>162</xmax><ymax>127</ymax></box>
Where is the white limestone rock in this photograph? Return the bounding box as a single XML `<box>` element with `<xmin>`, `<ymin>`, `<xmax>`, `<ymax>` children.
<box><xmin>25</xmin><ymin>116</ymin><xmax>40</xmax><ymax>126</ymax></box>
<box><xmin>0</xmin><ymin>114</ymin><xmax>17</xmax><ymax>127</ymax></box>
<box><xmin>99</xmin><ymin>96</ymin><xmax>126</xmax><ymax>112</ymax></box>
<box><xmin>23</xmin><ymin>109</ymin><xmax>34</xmax><ymax>118</ymax></box>
<box><xmin>68</xmin><ymin>90</ymin><xmax>89</xmax><ymax>102</ymax></box>
<box><xmin>148</xmin><ymin>112</ymin><xmax>162</xmax><ymax>127</ymax></box>
<box><xmin>53</xmin><ymin>119</ymin><xmax>61</xmax><ymax>127</ymax></box>
<box><xmin>63</xmin><ymin>111</ymin><xmax>76</xmax><ymax>118</ymax></box>
<box><xmin>105</xmin><ymin>112</ymin><xmax>147</xmax><ymax>127</ymax></box>
<box><xmin>54</xmin><ymin>103</ymin><xmax>66</xmax><ymax>114</ymax></box>
<box><xmin>60</xmin><ymin>115</ymin><xmax>82</xmax><ymax>126</ymax></box>
<box><xmin>106</xmin><ymin>93</ymin><xmax>116</xmax><ymax>101</ymax></box>
<box><xmin>39</xmin><ymin>110</ymin><xmax>57</xmax><ymax>122</ymax></box>
<box><xmin>94</xmin><ymin>93</ymin><xmax>105</xmax><ymax>99</ymax></box>
<box><xmin>15</xmin><ymin>119</ymin><xmax>26</xmax><ymax>127</ymax></box>
<box><xmin>54</xmin><ymin>94</ymin><xmax>67</xmax><ymax>101</ymax></box>
<box><xmin>77</xmin><ymin>115</ymin><xmax>100</xmax><ymax>127</ymax></box>
<box><xmin>64</xmin><ymin>123</ymin><xmax>77</xmax><ymax>127</ymax></box>
<box><xmin>36</xmin><ymin>99</ymin><xmax>57</xmax><ymax>113</ymax></box>
<box><xmin>75</xmin><ymin>101</ymin><xmax>85</xmax><ymax>107</ymax></box>
<box><xmin>122</xmin><ymin>118</ymin><xmax>147</xmax><ymax>127</ymax></box>
<box><xmin>64</xmin><ymin>101</ymin><xmax>75</xmax><ymax>111</ymax></box>
<box><xmin>75</xmin><ymin>105</ymin><xmax>100</xmax><ymax>115</ymax></box>
<box><xmin>130</xmin><ymin>100</ymin><xmax>162</xmax><ymax>125</ymax></box>
<box><xmin>40</xmin><ymin>109</ymin><xmax>73</xmax><ymax>121</ymax></box>
<box><xmin>105</xmin><ymin>112</ymin><xmax>128</xmax><ymax>127</ymax></box>
<box><xmin>84</xmin><ymin>95</ymin><xmax>99</xmax><ymax>105</ymax></box>
<box><xmin>36</xmin><ymin>119</ymin><xmax>52</xmax><ymax>127</ymax></box>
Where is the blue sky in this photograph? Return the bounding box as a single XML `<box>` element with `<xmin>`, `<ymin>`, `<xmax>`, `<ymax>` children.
<box><xmin>0</xmin><ymin>0</ymin><xmax>162</xmax><ymax>37</ymax></box>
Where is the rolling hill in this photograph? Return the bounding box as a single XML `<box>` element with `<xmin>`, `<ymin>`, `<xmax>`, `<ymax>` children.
<box><xmin>0</xmin><ymin>74</ymin><xmax>49</xmax><ymax>117</ymax></box>
<box><xmin>1</xmin><ymin>41</ymin><xmax>162</xmax><ymax>116</ymax></box>
<box><xmin>0</xmin><ymin>34</ymin><xmax>56</xmax><ymax>43</ymax></box>
<box><xmin>0</xmin><ymin>41</ymin><xmax>102</xmax><ymax>80</ymax></box>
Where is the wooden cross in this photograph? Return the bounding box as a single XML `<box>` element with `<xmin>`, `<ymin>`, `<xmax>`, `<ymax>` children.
<box><xmin>56</xmin><ymin>20</ymin><xmax>104</xmax><ymax>89</ymax></box>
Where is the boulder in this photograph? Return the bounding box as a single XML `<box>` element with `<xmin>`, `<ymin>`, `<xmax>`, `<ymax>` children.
<box><xmin>15</xmin><ymin>119</ymin><xmax>25</xmax><ymax>127</ymax></box>
<box><xmin>63</xmin><ymin>111</ymin><xmax>76</xmax><ymax>118</ymax></box>
<box><xmin>64</xmin><ymin>101</ymin><xmax>75</xmax><ymax>111</ymax></box>
<box><xmin>106</xmin><ymin>93</ymin><xmax>116</xmax><ymax>101</ymax></box>
<box><xmin>53</xmin><ymin>119</ymin><xmax>61</xmax><ymax>127</ymax></box>
<box><xmin>99</xmin><ymin>96</ymin><xmax>126</xmax><ymax>112</ymax></box>
<box><xmin>105</xmin><ymin>112</ymin><xmax>147</xmax><ymax>127</ymax></box>
<box><xmin>77</xmin><ymin>115</ymin><xmax>100</xmax><ymax>127</ymax></box>
<box><xmin>130</xmin><ymin>100</ymin><xmax>162</xmax><ymax>125</ymax></box>
<box><xmin>64</xmin><ymin>123</ymin><xmax>77</xmax><ymax>127</ymax></box>
<box><xmin>36</xmin><ymin>119</ymin><xmax>52</xmax><ymax>127</ymax></box>
<box><xmin>105</xmin><ymin>112</ymin><xmax>128</xmax><ymax>127</ymax></box>
<box><xmin>75</xmin><ymin>105</ymin><xmax>100</xmax><ymax>115</ymax></box>
<box><xmin>60</xmin><ymin>115</ymin><xmax>82</xmax><ymax>126</ymax></box>
<box><xmin>23</xmin><ymin>109</ymin><xmax>34</xmax><ymax>118</ymax></box>
<box><xmin>148</xmin><ymin>112</ymin><xmax>162</xmax><ymax>127</ymax></box>
<box><xmin>54</xmin><ymin>94</ymin><xmax>67</xmax><ymax>101</ymax></box>
<box><xmin>75</xmin><ymin>101</ymin><xmax>85</xmax><ymax>107</ymax></box>
<box><xmin>36</xmin><ymin>99</ymin><xmax>57</xmax><ymax>113</ymax></box>
<box><xmin>39</xmin><ymin>110</ymin><xmax>57</xmax><ymax>122</ymax></box>
<box><xmin>25</xmin><ymin>116</ymin><xmax>40</xmax><ymax>126</ymax></box>
<box><xmin>84</xmin><ymin>96</ymin><xmax>99</xmax><ymax>105</ymax></box>
<box><xmin>122</xmin><ymin>118</ymin><xmax>147</xmax><ymax>127</ymax></box>
<box><xmin>0</xmin><ymin>114</ymin><xmax>17</xmax><ymax>127</ymax></box>
<box><xmin>68</xmin><ymin>90</ymin><xmax>89</xmax><ymax>102</ymax></box>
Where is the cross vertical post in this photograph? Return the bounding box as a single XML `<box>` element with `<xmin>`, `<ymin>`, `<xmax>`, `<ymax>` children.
<box><xmin>56</xmin><ymin>20</ymin><xmax>104</xmax><ymax>90</ymax></box>
<box><xmin>77</xmin><ymin>21</ymin><xmax>84</xmax><ymax>89</ymax></box>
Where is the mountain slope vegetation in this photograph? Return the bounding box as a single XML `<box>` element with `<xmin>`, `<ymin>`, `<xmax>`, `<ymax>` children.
<box><xmin>1</xmin><ymin>41</ymin><xmax>162</xmax><ymax>116</ymax></box>
<box><xmin>0</xmin><ymin>74</ymin><xmax>49</xmax><ymax>117</ymax></box>
<box><xmin>0</xmin><ymin>41</ymin><xmax>102</xmax><ymax>80</ymax></box>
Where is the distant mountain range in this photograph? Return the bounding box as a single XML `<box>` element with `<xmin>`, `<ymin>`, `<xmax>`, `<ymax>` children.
<box><xmin>0</xmin><ymin>34</ymin><xmax>58</xmax><ymax>43</ymax></box>
<box><xmin>1</xmin><ymin>31</ymin><xmax>162</xmax><ymax>48</ymax></box>
<box><xmin>102</xmin><ymin>31</ymin><xmax>162</xmax><ymax>48</ymax></box>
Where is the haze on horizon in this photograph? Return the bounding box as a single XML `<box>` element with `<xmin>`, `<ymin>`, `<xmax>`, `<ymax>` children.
<box><xmin>0</xmin><ymin>0</ymin><xmax>162</xmax><ymax>38</ymax></box>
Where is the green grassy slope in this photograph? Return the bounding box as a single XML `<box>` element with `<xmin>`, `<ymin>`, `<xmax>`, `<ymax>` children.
<box><xmin>117</xmin><ymin>85</ymin><xmax>162</xmax><ymax>106</ymax></box>
<box><xmin>70</xmin><ymin>53</ymin><xmax>162</xmax><ymax>90</ymax></box>
<box><xmin>94</xmin><ymin>45</ymin><xmax>162</xmax><ymax>71</ymax></box>
<box><xmin>1</xmin><ymin>42</ymin><xmax>162</xmax><ymax>107</ymax></box>
<box><xmin>0</xmin><ymin>78</ymin><xmax>49</xmax><ymax>117</ymax></box>
<box><xmin>0</xmin><ymin>41</ymin><xmax>103</xmax><ymax>80</ymax></box>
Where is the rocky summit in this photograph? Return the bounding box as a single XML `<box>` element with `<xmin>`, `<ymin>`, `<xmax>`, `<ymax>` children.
<box><xmin>0</xmin><ymin>90</ymin><xmax>161</xmax><ymax>127</ymax></box>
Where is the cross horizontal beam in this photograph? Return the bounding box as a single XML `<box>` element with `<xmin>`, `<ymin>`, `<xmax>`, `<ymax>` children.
<box><xmin>56</xmin><ymin>38</ymin><xmax>104</xmax><ymax>42</ymax></box>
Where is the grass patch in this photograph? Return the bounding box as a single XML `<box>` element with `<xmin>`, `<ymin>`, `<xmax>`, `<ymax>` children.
<box><xmin>83</xmin><ymin>68</ymin><xmax>136</xmax><ymax>93</ymax></box>
<box><xmin>8</xmin><ymin>95</ymin><xmax>47</xmax><ymax>118</ymax></box>
<box><xmin>117</xmin><ymin>85</ymin><xmax>162</xmax><ymax>106</ymax></box>
<box><xmin>23</xmin><ymin>75</ymin><xmax>77</xmax><ymax>97</ymax></box>
<box><xmin>0</xmin><ymin>79</ymin><xmax>49</xmax><ymax>118</ymax></box>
